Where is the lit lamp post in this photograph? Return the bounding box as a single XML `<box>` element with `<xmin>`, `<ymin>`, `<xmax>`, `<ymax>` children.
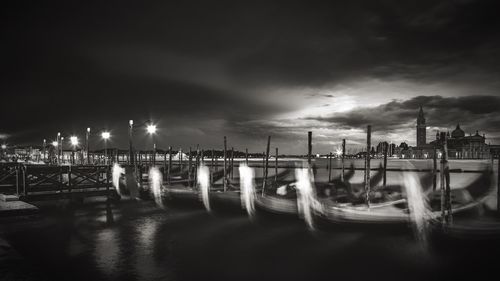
<box><xmin>1</xmin><ymin>144</ymin><xmax>6</xmax><ymax>160</ymax></box>
<box><xmin>146</xmin><ymin>124</ymin><xmax>157</xmax><ymax>165</ymax></box>
<box><xmin>129</xmin><ymin>120</ymin><xmax>134</xmax><ymax>165</ymax></box>
<box><xmin>57</xmin><ymin>132</ymin><xmax>61</xmax><ymax>164</ymax></box>
<box><xmin>102</xmin><ymin>131</ymin><xmax>110</xmax><ymax>165</ymax></box>
<box><xmin>43</xmin><ymin>139</ymin><xmax>46</xmax><ymax>163</ymax></box>
<box><xmin>70</xmin><ymin>136</ymin><xmax>79</xmax><ymax>165</ymax></box>
<box><xmin>86</xmin><ymin>127</ymin><xmax>90</xmax><ymax>165</ymax></box>
<box><xmin>60</xmin><ymin>137</ymin><xmax>64</xmax><ymax>164</ymax></box>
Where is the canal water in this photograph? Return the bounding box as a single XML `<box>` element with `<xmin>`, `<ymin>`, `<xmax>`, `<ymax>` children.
<box><xmin>1</xmin><ymin>159</ymin><xmax>498</xmax><ymax>281</ymax></box>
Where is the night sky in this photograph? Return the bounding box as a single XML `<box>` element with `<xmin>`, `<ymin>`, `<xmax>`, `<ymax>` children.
<box><xmin>2</xmin><ymin>0</ymin><xmax>500</xmax><ymax>154</ymax></box>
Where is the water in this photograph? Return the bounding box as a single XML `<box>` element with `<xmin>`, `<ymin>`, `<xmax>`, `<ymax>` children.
<box><xmin>239</xmin><ymin>164</ymin><xmax>256</xmax><ymax>219</ymax></box>
<box><xmin>149</xmin><ymin>167</ymin><xmax>164</xmax><ymax>208</ymax></box>
<box><xmin>112</xmin><ymin>163</ymin><xmax>124</xmax><ymax>196</ymax></box>
<box><xmin>1</xmin><ymin>159</ymin><xmax>497</xmax><ymax>281</ymax></box>
<box><xmin>197</xmin><ymin>164</ymin><xmax>211</xmax><ymax>212</ymax></box>
<box><xmin>295</xmin><ymin>165</ymin><xmax>317</xmax><ymax>231</ymax></box>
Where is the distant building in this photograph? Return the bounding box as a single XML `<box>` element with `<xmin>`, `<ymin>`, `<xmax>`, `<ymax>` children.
<box><xmin>430</xmin><ymin>125</ymin><xmax>490</xmax><ymax>159</ymax></box>
<box><xmin>404</xmin><ymin>107</ymin><xmax>491</xmax><ymax>159</ymax></box>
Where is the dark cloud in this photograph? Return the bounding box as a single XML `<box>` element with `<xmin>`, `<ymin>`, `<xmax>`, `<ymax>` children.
<box><xmin>310</xmin><ymin>95</ymin><xmax>500</xmax><ymax>135</ymax></box>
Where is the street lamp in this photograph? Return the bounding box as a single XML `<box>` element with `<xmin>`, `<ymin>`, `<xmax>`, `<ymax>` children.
<box><xmin>57</xmin><ymin>132</ymin><xmax>61</xmax><ymax>164</ymax></box>
<box><xmin>43</xmin><ymin>139</ymin><xmax>46</xmax><ymax>162</ymax></box>
<box><xmin>146</xmin><ymin>124</ymin><xmax>157</xmax><ymax>165</ymax></box>
<box><xmin>60</xmin><ymin>137</ymin><xmax>64</xmax><ymax>164</ymax></box>
<box><xmin>1</xmin><ymin>144</ymin><xmax>6</xmax><ymax>160</ymax></box>
<box><xmin>86</xmin><ymin>127</ymin><xmax>90</xmax><ymax>164</ymax></box>
<box><xmin>70</xmin><ymin>136</ymin><xmax>79</xmax><ymax>165</ymax></box>
<box><xmin>102</xmin><ymin>131</ymin><xmax>110</xmax><ymax>165</ymax></box>
<box><xmin>129</xmin><ymin>120</ymin><xmax>134</xmax><ymax>165</ymax></box>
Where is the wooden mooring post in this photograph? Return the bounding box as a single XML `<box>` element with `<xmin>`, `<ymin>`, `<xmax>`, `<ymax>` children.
<box><xmin>441</xmin><ymin>136</ymin><xmax>452</xmax><ymax>226</ymax></box>
<box><xmin>188</xmin><ymin>147</ymin><xmax>193</xmax><ymax>187</ymax></box>
<box><xmin>365</xmin><ymin>125</ymin><xmax>371</xmax><ymax>207</ymax></box>
<box><xmin>328</xmin><ymin>152</ymin><xmax>332</xmax><ymax>182</ymax></box>
<box><xmin>341</xmin><ymin>139</ymin><xmax>345</xmax><ymax>182</ymax></box>
<box><xmin>223</xmin><ymin>136</ymin><xmax>227</xmax><ymax>192</ymax></box>
<box><xmin>230</xmin><ymin>147</ymin><xmax>234</xmax><ymax>180</ymax></box>
<box><xmin>275</xmin><ymin>147</ymin><xmax>279</xmax><ymax>183</ymax></box>
<box><xmin>497</xmin><ymin>154</ymin><xmax>499</xmax><ymax>216</ymax></box>
<box><xmin>433</xmin><ymin>145</ymin><xmax>437</xmax><ymax>191</ymax></box>
<box><xmin>383</xmin><ymin>142</ymin><xmax>388</xmax><ymax>187</ymax></box>
<box><xmin>168</xmin><ymin>146</ymin><xmax>172</xmax><ymax>185</ymax></box>
<box><xmin>307</xmin><ymin>131</ymin><xmax>312</xmax><ymax>165</ymax></box>
<box><xmin>245</xmin><ymin>148</ymin><xmax>248</xmax><ymax>165</ymax></box>
<box><xmin>262</xmin><ymin>136</ymin><xmax>271</xmax><ymax>195</ymax></box>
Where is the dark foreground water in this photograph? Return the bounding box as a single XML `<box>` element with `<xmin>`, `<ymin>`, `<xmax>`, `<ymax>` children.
<box><xmin>1</xmin><ymin>198</ymin><xmax>500</xmax><ymax>281</ymax></box>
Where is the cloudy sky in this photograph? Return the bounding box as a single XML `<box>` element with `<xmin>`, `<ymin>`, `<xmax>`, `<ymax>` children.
<box><xmin>2</xmin><ymin>0</ymin><xmax>500</xmax><ymax>154</ymax></box>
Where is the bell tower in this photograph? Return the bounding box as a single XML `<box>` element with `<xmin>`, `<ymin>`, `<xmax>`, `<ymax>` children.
<box><xmin>416</xmin><ymin>106</ymin><xmax>426</xmax><ymax>147</ymax></box>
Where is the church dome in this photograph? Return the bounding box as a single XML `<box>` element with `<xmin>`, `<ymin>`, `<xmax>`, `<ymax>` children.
<box><xmin>451</xmin><ymin>123</ymin><xmax>465</xmax><ymax>138</ymax></box>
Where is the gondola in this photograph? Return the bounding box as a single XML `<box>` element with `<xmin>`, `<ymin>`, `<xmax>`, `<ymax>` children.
<box><xmin>316</xmin><ymin>169</ymin><xmax>492</xmax><ymax>226</ymax></box>
<box><xmin>207</xmin><ymin>168</ymin><xmax>294</xmax><ymax>210</ymax></box>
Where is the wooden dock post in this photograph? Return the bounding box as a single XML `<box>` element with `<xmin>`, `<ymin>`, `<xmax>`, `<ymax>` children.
<box><xmin>223</xmin><ymin>136</ymin><xmax>227</xmax><ymax>192</ymax></box>
<box><xmin>365</xmin><ymin>125</ymin><xmax>371</xmax><ymax>207</ymax></box>
<box><xmin>188</xmin><ymin>147</ymin><xmax>193</xmax><ymax>187</ymax></box>
<box><xmin>245</xmin><ymin>148</ymin><xmax>248</xmax><ymax>165</ymax></box>
<box><xmin>441</xmin><ymin>136</ymin><xmax>452</xmax><ymax>226</ymax></box>
<box><xmin>433</xmin><ymin>145</ymin><xmax>437</xmax><ymax>190</ymax></box>
<box><xmin>307</xmin><ymin>131</ymin><xmax>312</xmax><ymax>165</ymax></box>
<box><xmin>194</xmin><ymin>145</ymin><xmax>200</xmax><ymax>187</ymax></box>
<box><xmin>210</xmin><ymin>149</ymin><xmax>214</xmax><ymax>185</ymax></box>
<box><xmin>262</xmin><ymin>136</ymin><xmax>271</xmax><ymax>195</ymax></box>
<box><xmin>168</xmin><ymin>146</ymin><xmax>172</xmax><ymax>185</ymax></box>
<box><xmin>341</xmin><ymin>139</ymin><xmax>345</xmax><ymax>182</ymax></box>
<box><xmin>230</xmin><ymin>147</ymin><xmax>234</xmax><ymax>180</ymax></box>
<box><xmin>328</xmin><ymin>152</ymin><xmax>332</xmax><ymax>182</ymax></box>
<box><xmin>179</xmin><ymin>148</ymin><xmax>183</xmax><ymax>170</ymax></box>
<box><xmin>383</xmin><ymin>142</ymin><xmax>388</xmax><ymax>187</ymax></box>
<box><xmin>275</xmin><ymin>147</ymin><xmax>279</xmax><ymax>183</ymax></box>
<box><xmin>262</xmin><ymin>152</ymin><xmax>265</xmax><ymax>175</ymax></box>
<box><xmin>497</xmin><ymin>154</ymin><xmax>499</xmax><ymax>216</ymax></box>
<box><xmin>163</xmin><ymin>151</ymin><xmax>167</xmax><ymax>179</ymax></box>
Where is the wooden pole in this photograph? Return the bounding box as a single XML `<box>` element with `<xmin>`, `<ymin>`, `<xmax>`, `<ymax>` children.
<box><xmin>188</xmin><ymin>147</ymin><xmax>192</xmax><ymax>187</ymax></box>
<box><xmin>307</xmin><ymin>131</ymin><xmax>312</xmax><ymax>165</ymax></box>
<box><xmin>365</xmin><ymin>125</ymin><xmax>371</xmax><ymax>207</ymax></box>
<box><xmin>341</xmin><ymin>139</ymin><xmax>345</xmax><ymax>182</ymax></box>
<box><xmin>194</xmin><ymin>145</ymin><xmax>199</xmax><ymax>187</ymax></box>
<box><xmin>223</xmin><ymin>136</ymin><xmax>227</xmax><ymax>192</ymax></box>
<box><xmin>275</xmin><ymin>147</ymin><xmax>278</xmax><ymax>183</ymax></box>
<box><xmin>262</xmin><ymin>136</ymin><xmax>271</xmax><ymax>195</ymax></box>
<box><xmin>262</xmin><ymin>152</ymin><xmax>265</xmax><ymax>176</ymax></box>
<box><xmin>497</xmin><ymin>154</ymin><xmax>500</xmax><ymax>216</ymax></box>
<box><xmin>179</xmin><ymin>148</ymin><xmax>183</xmax><ymax>170</ymax></box>
<box><xmin>230</xmin><ymin>147</ymin><xmax>234</xmax><ymax>180</ymax></box>
<box><xmin>383</xmin><ymin>142</ymin><xmax>388</xmax><ymax>187</ymax></box>
<box><xmin>433</xmin><ymin>145</ymin><xmax>437</xmax><ymax>191</ymax></box>
<box><xmin>441</xmin><ymin>136</ymin><xmax>451</xmax><ymax>226</ymax></box>
<box><xmin>163</xmin><ymin>151</ymin><xmax>167</xmax><ymax>179</ymax></box>
<box><xmin>168</xmin><ymin>146</ymin><xmax>172</xmax><ymax>185</ymax></box>
<box><xmin>497</xmin><ymin>155</ymin><xmax>500</xmax><ymax>216</ymax></box>
<box><xmin>245</xmin><ymin>148</ymin><xmax>248</xmax><ymax>165</ymax></box>
<box><xmin>328</xmin><ymin>152</ymin><xmax>332</xmax><ymax>182</ymax></box>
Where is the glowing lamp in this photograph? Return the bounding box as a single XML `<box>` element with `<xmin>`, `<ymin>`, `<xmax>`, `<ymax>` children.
<box><xmin>101</xmin><ymin>132</ymin><xmax>110</xmax><ymax>140</ymax></box>
<box><xmin>146</xmin><ymin>124</ymin><xmax>157</xmax><ymax>134</ymax></box>
<box><xmin>70</xmin><ymin>136</ymin><xmax>79</xmax><ymax>146</ymax></box>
